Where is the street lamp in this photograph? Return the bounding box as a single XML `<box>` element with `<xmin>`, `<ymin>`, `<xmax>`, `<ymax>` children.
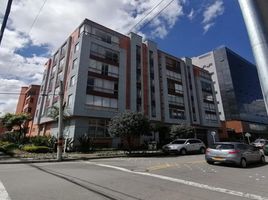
<box><xmin>211</xmin><ymin>131</ymin><xmax>216</xmax><ymax>144</ymax></box>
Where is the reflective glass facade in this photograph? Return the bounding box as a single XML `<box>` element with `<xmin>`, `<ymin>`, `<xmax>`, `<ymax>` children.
<box><xmin>214</xmin><ymin>47</ymin><xmax>268</xmax><ymax>124</ymax></box>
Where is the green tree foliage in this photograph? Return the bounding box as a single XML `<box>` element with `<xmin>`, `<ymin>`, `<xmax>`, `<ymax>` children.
<box><xmin>108</xmin><ymin>112</ymin><xmax>150</xmax><ymax>151</ymax></box>
<box><xmin>170</xmin><ymin>124</ymin><xmax>194</xmax><ymax>139</ymax></box>
<box><xmin>2</xmin><ymin>113</ymin><xmax>31</xmax><ymax>140</ymax></box>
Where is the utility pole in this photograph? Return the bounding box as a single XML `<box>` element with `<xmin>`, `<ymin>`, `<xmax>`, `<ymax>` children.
<box><xmin>238</xmin><ymin>0</ymin><xmax>268</xmax><ymax>114</ymax></box>
<box><xmin>0</xmin><ymin>0</ymin><xmax>13</xmax><ymax>46</ymax></box>
<box><xmin>57</xmin><ymin>81</ymin><xmax>64</xmax><ymax>161</ymax></box>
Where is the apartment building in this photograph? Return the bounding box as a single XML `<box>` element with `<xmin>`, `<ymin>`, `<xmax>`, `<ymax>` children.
<box><xmin>34</xmin><ymin>19</ymin><xmax>220</xmax><ymax>147</ymax></box>
<box><xmin>192</xmin><ymin>47</ymin><xmax>268</xmax><ymax>140</ymax></box>
<box><xmin>15</xmin><ymin>85</ymin><xmax>40</xmax><ymax>136</ymax></box>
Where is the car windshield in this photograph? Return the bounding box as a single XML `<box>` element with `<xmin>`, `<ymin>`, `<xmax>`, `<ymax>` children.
<box><xmin>171</xmin><ymin>140</ymin><xmax>186</xmax><ymax>144</ymax></box>
<box><xmin>212</xmin><ymin>144</ymin><xmax>235</xmax><ymax>150</ymax></box>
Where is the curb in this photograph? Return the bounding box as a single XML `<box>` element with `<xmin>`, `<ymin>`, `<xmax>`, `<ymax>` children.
<box><xmin>0</xmin><ymin>155</ymin><xmax>127</xmax><ymax>164</ymax></box>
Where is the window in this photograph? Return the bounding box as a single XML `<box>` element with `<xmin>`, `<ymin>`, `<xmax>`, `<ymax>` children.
<box><xmin>61</xmin><ymin>43</ymin><xmax>67</xmax><ymax>56</ymax></box>
<box><xmin>168</xmin><ymin>95</ymin><xmax>184</xmax><ymax>105</ymax></box>
<box><xmin>53</xmin><ymin>52</ymin><xmax>59</xmax><ymax>64</ymax></box>
<box><xmin>102</xmin><ymin>64</ymin><xmax>108</xmax><ymax>75</ymax></box>
<box><xmin>59</xmin><ymin>57</ymin><xmax>65</xmax><ymax>69</ymax></box>
<box><xmin>55</xmin><ymin>87</ymin><xmax>60</xmax><ymax>95</ymax></box>
<box><xmin>67</xmin><ymin>94</ymin><xmax>73</xmax><ymax>107</ymax></box>
<box><xmin>70</xmin><ymin>76</ymin><xmax>75</xmax><ymax>87</ymax></box>
<box><xmin>86</xmin><ymin>95</ymin><xmax>118</xmax><ymax>109</ymax></box>
<box><xmin>88</xmin><ymin>119</ymin><xmax>110</xmax><ymax>138</ymax></box>
<box><xmin>74</xmin><ymin>42</ymin><xmax>79</xmax><ymax>53</ymax></box>
<box><xmin>175</xmin><ymin>83</ymin><xmax>183</xmax><ymax>93</ymax></box>
<box><xmin>90</xmin><ymin>43</ymin><xmax>119</xmax><ymax>64</ymax></box>
<box><xmin>92</xmin><ymin>28</ymin><xmax>118</xmax><ymax>44</ymax></box>
<box><xmin>89</xmin><ymin>59</ymin><xmax>119</xmax><ymax>77</ymax></box>
<box><xmin>87</xmin><ymin>77</ymin><xmax>116</xmax><ymax>94</ymax></box>
<box><xmin>72</xmin><ymin>59</ymin><xmax>78</xmax><ymax>69</ymax></box>
<box><xmin>169</xmin><ymin>108</ymin><xmax>185</xmax><ymax>119</ymax></box>
<box><xmin>51</xmin><ymin>66</ymin><xmax>56</xmax><ymax>77</ymax></box>
<box><xmin>166</xmin><ymin>70</ymin><xmax>181</xmax><ymax>81</ymax></box>
<box><xmin>205</xmin><ymin>113</ymin><xmax>218</xmax><ymax>121</ymax></box>
<box><xmin>58</xmin><ymin>71</ymin><xmax>63</xmax><ymax>80</ymax></box>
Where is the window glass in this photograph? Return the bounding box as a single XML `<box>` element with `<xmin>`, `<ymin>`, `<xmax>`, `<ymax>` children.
<box><xmin>67</xmin><ymin>94</ymin><xmax>73</xmax><ymax>106</ymax></box>
<box><xmin>74</xmin><ymin>43</ymin><xmax>79</xmax><ymax>53</ymax></box>
<box><xmin>70</xmin><ymin>76</ymin><xmax>75</xmax><ymax>87</ymax></box>
<box><xmin>111</xmin><ymin>99</ymin><xmax>118</xmax><ymax>108</ymax></box>
<box><xmin>73</xmin><ymin>59</ymin><xmax>78</xmax><ymax>69</ymax></box>
<box><xmin>103</xmin><ymin>97</ymin><xmax>110</xmax><ymax>107</ymax></box>
<box><xmin>86</xmin><ymin>95</ymin><xmax>94</xmax><ymax>105</ymax></box>
<box><xmin>94</xmin><ymin>96</ymin><xmax>102</xmax><ymax>106</ymax></box>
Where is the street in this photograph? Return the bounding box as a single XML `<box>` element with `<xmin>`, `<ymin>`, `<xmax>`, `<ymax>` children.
<box><xmin>0</xmin><ymin>155</ymin><xmax>267</xmax><ymax>200</ymax></box>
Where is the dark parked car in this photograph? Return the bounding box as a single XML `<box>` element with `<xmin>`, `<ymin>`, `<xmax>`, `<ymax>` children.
<box><xmin>264</xmin><ymin>144</ymin><xmax>268</xmax><ymax>156</ymax></box>
<box><xmin>205</xmin><ymin>142</ymin><xmax>265</xmax><ymax>168</ymax></box>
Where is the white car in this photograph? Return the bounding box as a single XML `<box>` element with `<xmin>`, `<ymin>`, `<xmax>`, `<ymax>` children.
<box><xmin>251</xmin><ymin>139</ymin><xmax>268</xmax><ymax>149</ymax></box>
<box><xmin>162</xmin><ymin>139</ymin><xmax>206</xmax><ymax>155</ymax></box>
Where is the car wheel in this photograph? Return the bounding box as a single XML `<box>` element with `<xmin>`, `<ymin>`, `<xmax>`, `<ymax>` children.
<box><xmin>200</xmin><ymin>147</ymin><xmax>205</xmax><ymax>154</ymax></box>
<box><xmin>206</xmin><ymin>160</ymin><xmax>214</xmax><ymax>165</ymax></box>
<box><xmin>240</xmin><ymin>158</ymin><xmax>247</xmax><ymax>168</ymax></box>
<box><xmin>180</xmin><ymin>148</ymin><xmax>187</xmax><ymax>155</ymax></box>
<box><xmin>260</xmin><ymin>155</ymin><xmax>265</xmax><ymax>164</ymax></box>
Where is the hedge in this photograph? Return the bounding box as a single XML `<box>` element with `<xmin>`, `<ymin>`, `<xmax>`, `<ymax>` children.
<box><xmin>22</xmin><ymin>145</ymin><xmax>51</xmax><ymax>153</ymax></box>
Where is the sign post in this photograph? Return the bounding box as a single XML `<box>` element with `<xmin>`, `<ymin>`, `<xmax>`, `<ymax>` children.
<box><xmin>245</xmin><ymin>132</ymin><xmax>251</xmax><ymax>144</ymax></box>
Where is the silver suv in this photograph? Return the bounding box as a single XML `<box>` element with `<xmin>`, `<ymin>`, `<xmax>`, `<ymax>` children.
<box><xmin>162</xmin><ymin>139</ymin><xmax>206</xmax><ymax>155</ymax></box>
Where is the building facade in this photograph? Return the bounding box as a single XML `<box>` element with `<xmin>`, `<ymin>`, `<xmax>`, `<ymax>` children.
<box><xmin>15</xmin><ymin>85</ymin><xmax>40</xmax><ymax>136</ymax></box>
<box><xmin>34</xmin><ymin>19</ymin><xmax>220</xmax><ymax>147</ymax></box>
<box><xmin>192</xmin><ymin>47</ymin><xmax>268</xmax><ymax>140</ymax></box>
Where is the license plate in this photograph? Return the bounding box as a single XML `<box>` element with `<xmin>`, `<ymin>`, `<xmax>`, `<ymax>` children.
<box><xmin>213</xmin><ymin>157</ymin><xmax>225</xmax><ymax>161</ymax></box>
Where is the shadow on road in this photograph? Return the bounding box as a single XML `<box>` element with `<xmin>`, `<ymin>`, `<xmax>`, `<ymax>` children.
<box><xmin>28</xmin><ymin>163</ymin><xmax>144</xmax><ymax>200</ymax></box>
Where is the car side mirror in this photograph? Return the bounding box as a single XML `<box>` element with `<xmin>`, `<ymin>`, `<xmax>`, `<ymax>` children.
<box><xmin>186</xmin><ymin>142</ymin><xmax>190</xmax><ymax>145</ymax></box>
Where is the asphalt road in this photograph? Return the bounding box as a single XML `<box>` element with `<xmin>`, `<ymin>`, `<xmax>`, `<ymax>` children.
<box><xmin>0</xmin><ymin>154</ymin><xmax>267</xmax><ymax>200</ymax></box>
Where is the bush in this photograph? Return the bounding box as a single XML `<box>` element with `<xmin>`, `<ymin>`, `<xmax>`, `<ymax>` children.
<box><xmin>0</xmin><ymin>132</ymin><xmax>21</xmax><ymax>144</ymax></box>
<box><xmin>76</xmin><ymin>134</ymin><xmax>94</xmax><ymax>152</ymax></box>
<box><xmin>29</xmin><ymin>136</ymin><xmax>56</xmax><ymax>148</ymax></box>
<box><xmin>22</xmin><ymin>145</ymin><xmax>51</xmax><ymax>153</ymax></box>
<box><xmin>0</xmin><ymin>141</ymin><xmax>18</xmax><ymax>154</ymax></box>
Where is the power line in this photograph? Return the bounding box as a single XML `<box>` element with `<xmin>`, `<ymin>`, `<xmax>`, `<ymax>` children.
<box><xmin>127</xmin><ymin>0</ymin><xmax>166</xmax><ymax>34</ymax></box>
<box><xmin>0</xmin><ymin>0</ymin><xmax>13</xmax><ymax>46</ymax></box>
<box><xmin>138</xmin><ymin>0</ymin><xmax>176</xmax><ymax>32</ymax></box>
<box><xmin>28</xmin><ymin>0</ymin><xmax>48</xmax><ymax>35</ymax></box>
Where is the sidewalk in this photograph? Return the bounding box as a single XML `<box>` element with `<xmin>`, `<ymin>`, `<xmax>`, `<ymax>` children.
<box><xmin>0</xmin><ymin>150</ymin><xmax>164</xmax><ymax>164</ymax></box>
<box><xmin>0</xmin><ymin>150</ymin><xmax>127</xmax><ymax>164</ymax></box>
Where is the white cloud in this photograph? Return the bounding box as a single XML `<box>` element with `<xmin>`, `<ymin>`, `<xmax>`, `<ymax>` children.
<box><xmin>187</xmin><ymin>8</ymin><xmax>195</xmax><ymax>20</ymax></box>
<box><xmin>203</xmin><ymin>22</ymin><xmax>214</xmax><ymax>33</ymax></box>
<box><xmin>202</xmin><ymin>0</ymin><xmax>224</xmax><ymax>33</ymax></box>
<box><xmin>0</xmin><ymin>79</ymin><xmax>26</xmax><ymax>115</ymax></box>
<box><xmin>0</xmin><ymin>0</ymin><xmax>186</xmax><ymax>114</ymax></box>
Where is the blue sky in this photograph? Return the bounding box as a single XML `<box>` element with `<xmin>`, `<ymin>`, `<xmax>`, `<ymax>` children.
<box><xmin>0</xmin><ymin>0</ymin><xmax>255</xmax><ymax>113</ymax></box>
<box><xmin>151</xmin><ymin>0</ymin><xmax>254</xmax><ymax>63</ymax></box>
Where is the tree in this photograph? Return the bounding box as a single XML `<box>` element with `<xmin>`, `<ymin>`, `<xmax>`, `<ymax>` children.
<box><xmin>170</xmin><ymin>124</ymin><xmax>195</xmax><ymax>139</ymax></box>
<box><xmin>108</xmin><ymin>111</ymin><xmax>150</xmax><ymax>151</ymax></box>
<box><xmin>2</xmin><ymin>113</ymin><xmax>31</xmax><ymax>140</ymax></box>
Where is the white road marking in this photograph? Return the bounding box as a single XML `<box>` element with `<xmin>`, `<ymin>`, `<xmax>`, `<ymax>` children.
<box><xmin>86</xmin><ymin>162</ymin><xmax>268</xmax><ymax>200</ymax></box>
<box><xmin>0</xmin><ymin>180</ymin><xmax>11</xmax><ymax>200</ymax></box>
